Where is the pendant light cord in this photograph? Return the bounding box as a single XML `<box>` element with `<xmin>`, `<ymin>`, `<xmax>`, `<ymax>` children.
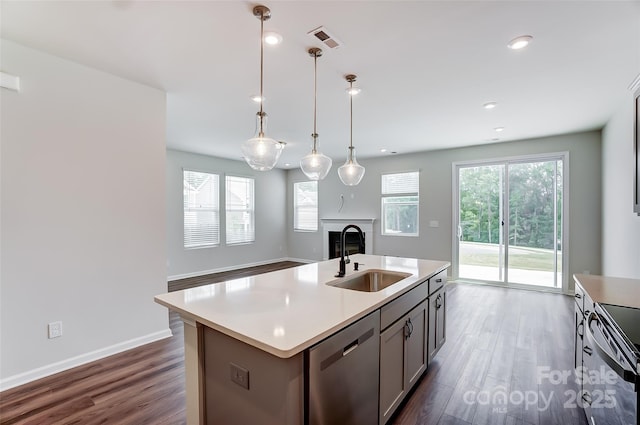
<box><xmin>349</xmin><ymin>79</ymin><xmax>354</xmax><ymax>160</ymax></box>
<box><xmin>313</xmin><ymin>52</ymin><xmax>318</xmax><ymax>152</ymax></box>
<box><xmin>259</xmin><ymin>12</ymin><xmax>265</xmax><ymax>136</ymax></box>
<box><xmin>350</xmin><ymin>80</ymin><xmax>353</xmax><ymax>149</ymax></box>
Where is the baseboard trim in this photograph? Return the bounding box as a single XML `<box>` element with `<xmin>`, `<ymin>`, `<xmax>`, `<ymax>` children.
<box><xmin>168</xmin><ymin>257</ymin><xmax>314</xmax><ymax>281</ymax></box>
<box><xmin>0</xmin><ymin>328</ymin><xmax>172</xmax><ymax>392</ymax></box>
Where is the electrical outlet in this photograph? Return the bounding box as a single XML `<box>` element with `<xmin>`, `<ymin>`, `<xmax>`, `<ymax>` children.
<box><xmin>230</xmin><ymin>363</ymin><xmax>249</xmax><ymax>390</ymax></box>
<box><xmin>429</xmin><ymin>220</ymin><xmax>440</xmax><ymax>228</ymax></box>
<box><xmin>48</xmin><ymin>321</ymin><xmax>62</xmax><ymax>339</ymax></box>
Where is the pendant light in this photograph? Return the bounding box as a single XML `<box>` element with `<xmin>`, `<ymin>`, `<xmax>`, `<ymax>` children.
<box><xmin>300</xmin><ymin>48</ymin><xmax>332</xmax><ymax>180</ymax></box>
<box><xmin>241</xmin><ymin>5</ymin><xmax>284</xmax><ymax>171</ymax></box>
<box><xmin>338</xmin><ymin>74</ymin><xmax>365</xmax><ymax>186</ymax></box>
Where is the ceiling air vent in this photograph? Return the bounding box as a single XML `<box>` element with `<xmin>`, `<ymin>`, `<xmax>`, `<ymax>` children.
<box><xmin>308</xmin><ymin>26</ymin><xmax>342</xmax><ymax>49</ymax></box>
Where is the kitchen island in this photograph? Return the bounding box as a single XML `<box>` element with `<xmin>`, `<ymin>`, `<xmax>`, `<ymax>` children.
<box><xmin>155</xmin><ymin>254</ymin><xmax>450</xmax><ymax>425</ymax></box>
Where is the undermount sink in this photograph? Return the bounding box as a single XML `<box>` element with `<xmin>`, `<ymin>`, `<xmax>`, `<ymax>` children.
<box><xmin>327</xmin><ymin>269</ymin><xmax>412</xmax><ymax>292</ymax></box>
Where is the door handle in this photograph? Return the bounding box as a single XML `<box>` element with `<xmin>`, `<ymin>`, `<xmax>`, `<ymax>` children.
<box><xmin>585</xmin><ymin>312</ymin><xmax>637</xmax><ymax>383</ymax></box>
<box><xmin>457</xmin><ymin>225</ymin><xmax>462</xmax><ymax>239</ymax></box>
<box><xmin>404</xmin><ymin>318</ymin><xmax>414</xmax><ymax>339</ymax></box>
<box><xmin>319</xmin><ymin>327</ymin><xmax>374</xmax><ymax>371</ymax></box>
<box><xmin>343</xmin><ymin>340</ymin><xmax>359</xmax><ymax>357</ymax></box>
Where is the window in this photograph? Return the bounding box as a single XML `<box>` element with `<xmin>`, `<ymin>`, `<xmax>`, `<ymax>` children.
<box><xmin>294</xmin><ymin>181</ymin><xmax>318</xmax><ymax>231</ymax></box>
<box><xmin>226</xmin><ymin>176</ymin><xmax>255</xmax><ymax>244</ymax></box>
<box><xmin>183</xmin><ymin>170</ymin><xmax>219</xmax><ymax>248</ymax></box>
<box><xmin>381</xmin><ymin>171</ymin><xmax>419</xmax><ymax>236</ymax></box>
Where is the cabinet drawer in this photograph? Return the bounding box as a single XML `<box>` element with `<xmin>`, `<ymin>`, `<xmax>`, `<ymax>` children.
<box><xmin>380</xmin><ymin>280</ymin><xmax>427</xmax><ymax>331</ymax></box>
<box><xmin>428</xmin><ymin>270</ymin><xmax>446</xmax><ymax>295</ymax></box>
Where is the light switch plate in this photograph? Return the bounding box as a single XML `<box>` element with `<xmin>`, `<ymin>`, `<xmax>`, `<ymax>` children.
<box><xmin>48</xmin><ymin>321</ymin><xmax>62</xmax><ymax>339</ymax></box>
<box><xmin>0</xmin><ymin>72</ymin><xmax>20</xmax><ymax>91</ymax></box>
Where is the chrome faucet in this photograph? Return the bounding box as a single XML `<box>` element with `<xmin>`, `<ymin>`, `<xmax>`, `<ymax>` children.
<box><xmin>336</xmin><ymin>224</ymin><xmax>364</xmax><ymax>277</ymax></box>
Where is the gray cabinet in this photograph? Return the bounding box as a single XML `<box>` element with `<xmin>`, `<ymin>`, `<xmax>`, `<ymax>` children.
<box><xmin>428</xmin><ymin>284</ymin><xmax>446</xmax><ymax>363</ymax></box>
<box><xmin>406</xmin><ymin>302</ymin><xmax>428</xmax><ymax>386</ymax></box>
<box><xmin>379</xmin><ymin>300</ymin><xmax>427</xmax><ymax>424</ymax></box>
<box><xmin>574</xmin><ymin>285</ymin><xmax>585</xmax><ymax>379</ymax></box>
<box><xmin>573</xmin><ymin>281</ymin><xmax>595</xmax><ymax>417</ymax></box>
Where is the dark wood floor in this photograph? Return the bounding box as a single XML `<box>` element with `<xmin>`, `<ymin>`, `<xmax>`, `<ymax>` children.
<box><xmin>1</xmin><ymin>264</ymin><xmax>587</xmax><ymax>425</ymax></box>
<box><xmin>391</xmin><ymin>283</ymin><xmax>587</xmax><ymax>425</ymax></box>
<box><xmin>168</xmin><ymin>261</ymin><xmax>304</xmax><ymax>292</ymax></box>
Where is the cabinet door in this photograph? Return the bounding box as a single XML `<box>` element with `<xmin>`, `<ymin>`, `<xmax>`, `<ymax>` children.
<box><xmin>428</xmin><ymin>287</ymin><xmax>446</xmax><ymax>363</ymax></box>
<box><xmin>436</xmin><ymin>290</ymin><xmax>446</xmax><ymax>350</ymax></box>
<box><xmin>405</xmin><ymin>301</ymin><xmax>427</xmax><ymax>388</ymax></box>
<box><xmin>379</xmin><ymin>318</ymin><xmax>407</xmax><ymax>424</ymax></box>
<box><xmin>574</xmin><ymin>305</ymin><xmax>583</xmax><ymax>372</ymax></box>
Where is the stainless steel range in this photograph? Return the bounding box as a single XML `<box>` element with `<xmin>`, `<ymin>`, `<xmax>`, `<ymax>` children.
<box><xmin>583</xmin><ymin>302</ymin><xmax>640</xmax><ymax>425</ymax></box>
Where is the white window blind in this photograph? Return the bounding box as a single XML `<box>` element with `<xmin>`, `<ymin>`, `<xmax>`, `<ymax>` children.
<box><xmin>183</xmin><ymin>170</ymin><xmax>219</xmax><ymax>248</ymax></box>
<box><xmin>294</xmin><ymin>181</ymin><xmax>318</xmax><ymax>231</ymax></box>
<box><xmin>226</xmin><ymin>176</ymin><xmax>255</xmax><ymax>244</ymax></box>
<box><xmin>381</xmin><ymin>171</ymin><xmax>419</xmax><ymax>236</ymax></box>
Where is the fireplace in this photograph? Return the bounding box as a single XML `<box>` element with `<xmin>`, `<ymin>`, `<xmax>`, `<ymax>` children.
<box><xmin>328</xmin><ymin>231</ymin><xmax>366</xmax><ymax>259</ymax></box>
<box><xmin>320</xmin><ymin>218</ymin><xmax>375</xmax><ymax>260</ymax></box>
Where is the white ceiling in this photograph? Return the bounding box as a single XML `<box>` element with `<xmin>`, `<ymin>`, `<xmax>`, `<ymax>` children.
<box><xmin>2</xmin><ymin>1</ymin><xmax>639</xmax><ymax>169</ymax></box>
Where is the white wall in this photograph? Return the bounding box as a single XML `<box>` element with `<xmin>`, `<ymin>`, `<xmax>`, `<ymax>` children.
<box><xmin>0</xmin><ymin>40</ymin><xmax>168</xmax><ymax>389</ymax></box>
<box><xmin>602</xmin><ymin>96</ymin><xmax>640</xmax><ymax>279</ymax></box>
<box><xmin>166</xmin><ymin>149</ymin><xmax>288</xmax><ymax>279</ymax></box>
<box><xmin>287</xmin><ymin>131</ymin><xmax>602</xmax><ymax>291</ymax></box>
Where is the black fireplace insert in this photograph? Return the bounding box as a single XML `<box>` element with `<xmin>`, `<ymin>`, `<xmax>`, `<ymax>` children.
<box><xmin>328</xmin><ymin>231</ymin><xmax>365</xmax><ymax>259</ymax></box>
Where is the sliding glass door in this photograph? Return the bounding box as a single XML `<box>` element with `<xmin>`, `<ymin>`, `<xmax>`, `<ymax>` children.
<box><xmin>455</xmin><ymin>154</ymin><xmax>566</xmax><ymax>290</ymax></box>
<box><xmin>458</xmin><ymin>164</ymin><xmax>505</xmax><ymax>282</ymax></box>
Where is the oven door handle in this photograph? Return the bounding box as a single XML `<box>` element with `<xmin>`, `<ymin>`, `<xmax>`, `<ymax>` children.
<box><xmin>585</xmin><ymin>312</ymin><xmax>637</xmax><ymax>383</ymax></box>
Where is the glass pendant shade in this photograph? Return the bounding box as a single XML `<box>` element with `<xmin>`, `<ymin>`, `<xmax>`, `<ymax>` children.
<box><xmin>242</xmin><ymin>112</ymin><xmax>283</xmax><ymax>171</ymax></box>
<box><xmin>242</xmin><ymin>5</ymin><xmax>283</xmax><ymax>172</ymax></box>
<box><xmin>339</xmin><ymin>74</ymin><xmax>365</xmax><ymax>186</ymax></box>
<box><xmin>300</xmin><ymin>135</ymin><xmax>332</xmax><ymax>181</ymax></box>
<box><xmin>338</xmin><ymin>147</ymin><xmax>365</xmax><ymax>186</ymax></box>
<box><xmin>301</xmin><ymin>47</ymin><xmax>332</xmax><ymax>181</ymax></box>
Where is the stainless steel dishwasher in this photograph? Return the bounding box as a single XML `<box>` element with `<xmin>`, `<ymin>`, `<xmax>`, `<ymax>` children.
<box><xmin>307</xmin><ymin>310</ymin><xmax>380</xmax><ymax>425</ymax></box>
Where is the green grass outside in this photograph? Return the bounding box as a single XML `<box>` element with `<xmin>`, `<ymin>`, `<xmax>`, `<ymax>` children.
<box><xmin>460</xmin><ymin>242</ymin><xmax>562</xmax><ymax>272</ymax></box>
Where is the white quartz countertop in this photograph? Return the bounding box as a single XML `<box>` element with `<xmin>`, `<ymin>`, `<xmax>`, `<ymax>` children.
<box><xmin>155</xmin><ymin>254</ymin><xmax>450</xmax><ymax>358</ymax></box>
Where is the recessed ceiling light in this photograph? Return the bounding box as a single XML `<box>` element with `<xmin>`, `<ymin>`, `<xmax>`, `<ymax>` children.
<box><xmin>380</xmin><ymin>148</ymin><xmax>387</xmax><ymax>153</ymax></box>
<box><xmin>483</xmin><ymin>102</ymin><xmax>497</xmax><ymax>110</ymax></box>
<box><xmin>264</xmin><ymin>32</ymin><xmax>283</xmax><ymax>45</ymax></box>
<box><xmin>507</xmin><ymin>35</ymin><xmax>533</xmax><ymax>50</ymax></box>
<box><xmin>494</xmin><ymin>127</ymin><xmax>505</xmax><ymax>132</ymax></box>
<box><xmin>250</xmin><ymin>95</ymin><xmax>264</xmax><ymax>103</ymax></box>
<box><xmin>284</xmin><ymin>163</ymin><xmax>291</xmax><ymax>167</ymax></box>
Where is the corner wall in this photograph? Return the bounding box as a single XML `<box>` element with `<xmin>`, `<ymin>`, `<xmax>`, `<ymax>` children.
<box><xmin>602</xmin><ymin>96</ymin><xmax>640</xmax><ymax>278</ymax></box>
<box><xmin>0</xmin><ymin>40</ymin><xmax>168</xmax><ymax>389</ymax></box>
<box><xmin>287</xmin><ymin>131</ymin><xmax>602</xmax><ymax>292</ymax></box>
<box><xmin>166</xmin><ymin>149</ymin><xmax>288</xmax><ymax>279</ymax></box>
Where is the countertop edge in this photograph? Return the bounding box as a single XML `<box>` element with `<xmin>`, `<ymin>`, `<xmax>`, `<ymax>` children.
<box><xmin>156</xmin><ymin>259</ymin><xmax>450</xmax><ymax>358</ymax></box>
<box><xmin>573</xmin><ymin>273</ymin><xmax>640</xmax><ymax>310</ymax></box>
